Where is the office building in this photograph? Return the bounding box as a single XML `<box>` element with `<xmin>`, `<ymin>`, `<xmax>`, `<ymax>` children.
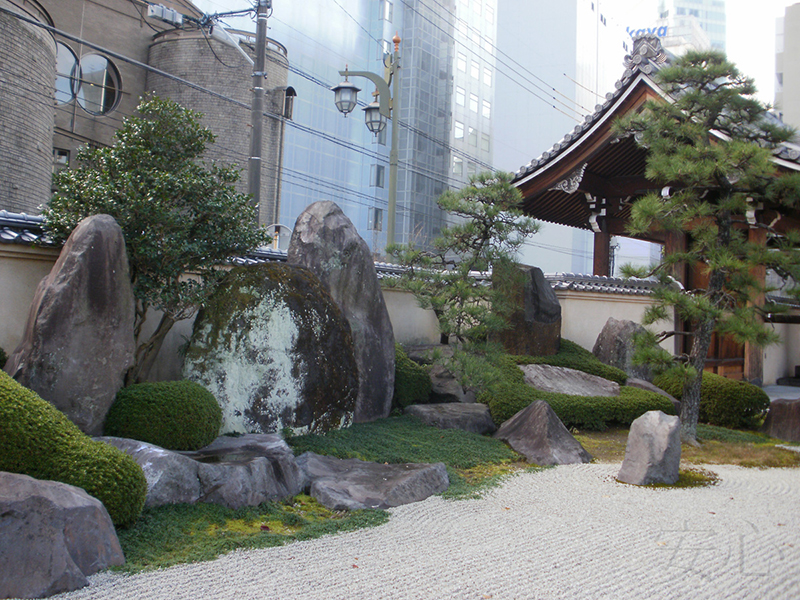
<box><xmin>775</xmin><ymin>3</ymin><xmax>800</xmax><ymax>130</ymax></box>
<box><xmin>658</xmin><ymin>0</ymin><xmax>725</xmax><ymax>51</ymax></box>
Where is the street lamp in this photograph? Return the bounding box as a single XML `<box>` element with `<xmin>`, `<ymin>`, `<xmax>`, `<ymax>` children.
<box><xmin>331</xmin><ymin>33</ymin><xmax>401</xmax><ymax>247</ymax></box>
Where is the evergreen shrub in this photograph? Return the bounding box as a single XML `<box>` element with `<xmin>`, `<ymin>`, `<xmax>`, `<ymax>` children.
<box><xmin>104</xmin><ymin>380</ymin><xmax>222</xmax><ymax>451</ymax></box>
<box><xmin>0</xmin><ymin>370</ymin><xmax>147</xmax><ymax>527</ymax></box>
<box><xmin>0</xmin><ymin>346</ymin><xmax>7</xmax><ymax>369</ymax></box>
<box><xmin>653</xmin><ymin>370</ymin><xmax>770</xmax><ymax>430</ymax></box>
<box><xmin>515</xmin><ymin>339</ymin><xmax>628</xmax><ymax>384</ymax></box>
<box><xmin>393</xmin><ymin>344</ymin><xmax>432</xmax><ymax>409</ymax></box>
<box><xmin>482</xmin><ymin>355</ymin><xmax>674</xmax><ymax>429</ymax></box>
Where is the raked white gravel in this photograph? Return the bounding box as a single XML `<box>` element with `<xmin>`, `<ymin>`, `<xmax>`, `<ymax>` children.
<box><xmin>49</xmin><ymin>463</ymin><xmax>800</xmax><ymax>600</ymax></box>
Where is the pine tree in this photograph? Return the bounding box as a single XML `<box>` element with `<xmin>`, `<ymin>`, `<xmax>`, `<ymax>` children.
<box><xmin>615</xmin><ymin>50</ymin><xmax>800</xmax><ymax>442</ymax></box>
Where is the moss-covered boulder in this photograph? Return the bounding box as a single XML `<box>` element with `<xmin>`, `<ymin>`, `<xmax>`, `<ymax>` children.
<box><xmin>104</xmin><ymin>380</ymin><xmax>222</xmax><ymax>451</ymax></box>
<box><xmin>183</xmin><ymin>263</ymin><xmax>359</xmax><ymax>435</ymax></box>
<box><xmin>0</xmin><ymin>370</ymin><xmax>147</xmax><ymax>527</ymax></box>
<box><xmin>393</xmin><ymin>344</ymin><xmax>432</xmax><ymax>409</ymax></box>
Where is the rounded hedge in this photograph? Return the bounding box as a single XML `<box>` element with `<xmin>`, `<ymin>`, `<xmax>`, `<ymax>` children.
<box><xmin>653</xmin><ymin>370</ymin><xmax>770</xmax><ymax>430</ymax></box>
<box><xmin>393</xmin><ymin>344</ymin><xmax>432</xmax><ymax>409</ymax></box>
<box><xmin>0</xmin><ymin>370</ymin><xmax>147</xmax><ymax>527</ymax></box>
<box><xmin>104</xmin><ymin>380</ymin><xmax>222</xmax><ymax>451</ymax></box>
<box><xmin>482</xmin><ymin>355</ymin><xmax>674</xmax><ymax>429</ymax></box>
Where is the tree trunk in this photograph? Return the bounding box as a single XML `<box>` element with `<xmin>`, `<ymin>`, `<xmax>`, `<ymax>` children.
<box><xmin>680</xmin><ymin>317</ymin><xmax>715</xmax><ymax>443</ymax></box>
<box><xmin>125</xmin><ymin>312</ymin><xmax>177</xmax><ymax>386</ymax></box>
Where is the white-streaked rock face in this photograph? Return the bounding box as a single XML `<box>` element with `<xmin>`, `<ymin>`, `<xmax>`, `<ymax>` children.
<box><xmin>183</xmin><ymin>262</ymin><xmax>358</xmax><ymax>436</ymax></box>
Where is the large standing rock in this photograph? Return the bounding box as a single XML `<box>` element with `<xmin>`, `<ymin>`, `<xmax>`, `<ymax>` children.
<box><xmin>183</xmin><ymin>263</ymin><xmax>358</xmax><ymax>436</ymax></box>
<box><xmin>492</xmin><ymin>265</ymin><xmax>561</xmax><ymax>356</ymax></box>
<box><xmin>617</xmin><ymin>410</ymin><xmax>681</xmax><ymax>485</ymax></box>
<box><xmin>405</xmin><ymin>403</ymin><xmax>496</xmax><ymax>434</ymax></box>
<box><xmin>288</xmin><ymin>201</ymin><xmax>395</xmax><ymax>423</ymax></box>
<box><xmin>297</xmin><ymin>452</ymin><xmax>449</xmax><ymax>511</ymax></box>
<box><xmin>100</xmin><ymin>434</ymin><xmax>303</xmax><ymax>509</ymax></box>
<box><xmin>592</xmin><ymin>317</ymin><xmax>652</xmax><ymax>381</ymax></box>
<box><xmin>520</xmin><ymin>364</ymin><xmax>620</xmax><ymax>397</ymax></box>
<box><xmin>494</xmin><ymin>400</ymin><xmax>592</xmax><ymax>465</ymax></box>
<box><xmin>4</xmin><ymin>215</ymin><xmax>135</xmax><ymax>435</ymax></box>
<box><xmin>0</xmin><ymin>472</ymin><xmax>124</xmax><ymax>599</ymax></box>
<box><xmin>761</xmin><ymin>398</ymin><xmax>800</xmax><ymax>442</ymax></box>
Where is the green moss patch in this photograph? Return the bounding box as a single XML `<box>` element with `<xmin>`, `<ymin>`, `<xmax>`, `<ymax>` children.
<box><xmin>393</xmin><ymin>344</ymin><xmax>432</xmax><ymax>409</ymax></box>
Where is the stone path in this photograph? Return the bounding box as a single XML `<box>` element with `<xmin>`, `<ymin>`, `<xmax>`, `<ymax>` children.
<box><xmin>48</xmin><ymin>464</ymin><xmax>800</xmax><ymax>600</ymax></box>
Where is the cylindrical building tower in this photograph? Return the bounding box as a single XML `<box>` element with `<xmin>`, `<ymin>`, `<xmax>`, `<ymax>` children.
<box><xmin>0</xmin><ymin>0</ymin><xmax>55</xmax><ymax>215</ymax></box>
<box><xmin>146</xmin><ymin>28</ymin><xmax>289</xmax><ymax>227</ymax></box>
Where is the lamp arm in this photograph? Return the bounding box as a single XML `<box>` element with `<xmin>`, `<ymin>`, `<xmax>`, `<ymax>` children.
<box><xmin>339</xmin><ymin>69</ymin><xmax>391</xmax><ymax>118</ymax></box>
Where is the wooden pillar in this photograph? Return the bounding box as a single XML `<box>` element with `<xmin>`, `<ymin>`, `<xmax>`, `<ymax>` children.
<box><xmin>593</xmin><ymin>230</ymin><xmax>610</xmax><ymax>276</ymax></box>
<box><xmin>744</xmin><ymin>226</ymin><xmax>767</xmax><ymax>385</ymax></box>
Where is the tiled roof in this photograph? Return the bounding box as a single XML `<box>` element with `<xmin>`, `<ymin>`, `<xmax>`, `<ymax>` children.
<box><xmin>544</xmin><ymin>273</ymin><xmax>658</xmax><ymax>295</ymax></box>
<box><xmin>0</xmin><ymin>211</ymin><xmax>53</xmax><ymax>246</ymax></box>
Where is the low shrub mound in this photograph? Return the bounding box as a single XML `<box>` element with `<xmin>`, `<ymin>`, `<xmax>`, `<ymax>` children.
<box><xmin>105</xmin><ymin>380</ymin><xmax>222</xmax><ymax>451</ymax></box>
<box><xmin>653</xmin><ymin>370</ymin><xmax>770</xmax><ymax>430</ymax></box>
<box><xmin>0</xmin><ymin>370</ymin><xmax>147</xmax><ymax>527</ymax></box>
<box><xmin>515</xmin><ymin>338</ymin><xmax>628</xmax><ymax>385</ymax></box>
<box><xmin>393</xmin><ymin>344</ymin><xmax>432</xmax><ymax>409</ymax></box>
<box><xmin>482</xmin><ymin>355</ymin><xmax>674</xmax><ymax>429</ymax></box>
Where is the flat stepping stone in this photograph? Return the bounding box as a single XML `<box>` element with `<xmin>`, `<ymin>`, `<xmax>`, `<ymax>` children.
<box><xmin>405</xmin><ymin>403</ymin><xmax>496</xmax><ymax>434</ymax></box>
<box><xmin>297</xmin><ymin>452</ymin><xmax>449</xmax><ymax>511</ymax></box>
<box><xmin>520</xmin><ymin>364</ymin><xmax>619</xmax><ymax>397</ymax></box>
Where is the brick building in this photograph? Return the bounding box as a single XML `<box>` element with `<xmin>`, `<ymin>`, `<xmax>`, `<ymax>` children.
<box><xmin>0</xmin><ymin>0</ymin><xmax>290</xmax><ymax>225</ymax></box>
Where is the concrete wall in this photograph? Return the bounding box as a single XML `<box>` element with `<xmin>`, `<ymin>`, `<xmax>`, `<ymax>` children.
<box><xmin>2</xmin><ymin>244</ymin><xmax>797</xmax><ymax>385</ymax></box>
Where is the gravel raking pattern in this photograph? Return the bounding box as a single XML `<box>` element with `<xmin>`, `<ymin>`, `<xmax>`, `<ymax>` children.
<box><xmin>50</xmin><ymin>464</ymin><xmax>800</xmax><ymax>600</ymax></box>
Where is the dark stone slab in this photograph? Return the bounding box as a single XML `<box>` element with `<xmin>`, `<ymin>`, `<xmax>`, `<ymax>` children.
<box><xmin>405</xmin><ymin>403</ymin><xmax>496</xmax><ymax>434</ymax></box>
<box><xmin>494</xmin><ymin>400</ymin><xmax>592</xmax><ymax>465</ymax></box>
<box><xmin>617</xmin><ymin>411</ymin><xmax>681</xmax><ymax>485</ymax></box>
<box><xmin>762</xmin><ymin>398</ymin><xmax>800</xmax><ymax>442</ymax></box>
<box><xmin>593</xmin><ymin>317</ymin><xmax>652</xmax><ymax>381</ymax></box>
<box><xmin>0</xmin><ymin>472</ymin><xmax>124</xmax><ymax>599</ymax></box>
<box><xmin>296</xmin><ymin>452</ymin><xmax>449</xmax><ymax>511</ymax></box>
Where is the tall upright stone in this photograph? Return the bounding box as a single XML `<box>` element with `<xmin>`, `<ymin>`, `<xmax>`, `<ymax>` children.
<box><xmin>4</xmin><ymin>215</ymin><xmax>135</xmax><ymax>435</ymax></box>
<box><xmin>593</xmin><ymin>317</ymin><xmax>652</xmax><ymax>381</ymax></box>
<box><xmin>288</xmin><ymin>201</ymin><xmax>395</xmax><ymax>422</ymax></box>
<box><xmin>492</xmin><ymin>264</ymin><xmax>561</xmax><ymax>356</ymax></box>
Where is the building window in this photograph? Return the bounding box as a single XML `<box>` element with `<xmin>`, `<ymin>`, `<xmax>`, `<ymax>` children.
<box><xmin>457</xmin><ymin>19</ymin><xmax>468</xmax><ymax>37</ymax></box>
<box><xmin>470</xmin><ymin>93</ymin><xmax>479</xmax><ymax>112</ymax></box>
<box><xmin>55</xmin><ymin>42</ymin><xmax>78</xmax><ymax>105</ymax></box>
<box><xmin>482</xmin><ymin>36</ymin><xmax>493</xmax><ymax>53</ymax></box>
<box><xmin>482</xmin><ymin>99</ymin><xmax>491</xmax><ymax>118</ymax></box>
<box><xmin>485</xmin><ymin>5</ymin><xmax>494</xmax><ymax>23</ymax></box>
<box><xmin>468</xmin><ymin>126</ymin><xmax>477</xmax><ymax>146</ymax></box>
<box><xmin>483</xmin><ymin>67</ymin><xmax>492</xmax><ymax>87</ymax></box>
<box><xmin>457</xmin><ymin>52</ymin><xmax>467</xmax><ymax>72</ymax></box>
<box><xmin>368</xmin><ymin>207</ymin><xmax>383</xmax><ymax>231</ymax></box>
<box><xmin>471</xmin><ymin>60</ymin><xmax>480</xmax><ymax>79</ymax></box>
<box><xmin>455</xmin><ymin>86</ymin><xmax>465</xmax><ymax>106</ymax></box>
<box><xmin>381</xmin><ymin>0</ymin><xmax>393</xmax><ymax>22</ymax></box>
<box><xmin>370</xmin><ymin>164</ymin><xmax>385</xmax><ymax>188</ymax></box>
<box><xmin>453</xmin><ymin>156</ymin><xmax>463</xmax><ymax>175</ymax></box>
<box><xmin>76</xmin><ymin>54</ymin><xmax>122</xmax><ymax>115</ymax></box>
<box><xmin>454</xmin><ymin>120</ymin><xmax>464</xmax><ymax>139</ymax></box>
<box><xmin>372</xmin><ymin>126</ymin><xmax>387</xmax><ymax>146</ymax></box>
<box><xmin>481</xmin><ymin>133</ymin><xmax>490</xmax><ymax>152</ymax></box>
<box><xmin>467</xmin><ymin>162</ymin><xmax>477</xmax><ymax>176</ymax></box>
<box><xmin>53</xmin><ymin>148</ymin><xmax>70</xmax><ymax>173</ymax></box>
<box><xmin>472</xmin><ymin>0</ymin><xmax>481</xmax><ymax>15</ymax></box>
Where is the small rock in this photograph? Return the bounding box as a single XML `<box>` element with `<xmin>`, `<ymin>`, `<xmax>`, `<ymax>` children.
<box><xmin>296</xmin><ymin>452</ymin><xmax>449</xmax><ymax>511</ymax></box>
<box><xmin>520</xmin><ymin>364</ymin><xmax>620</xmax><ymax>397</ymax></box>
<box><xmin>405</xmin><ymin>403</ymin><xmax>496</xmax><ymax>434</ymax></box>
<box><xmin>429</xmin><ymin>364</ymin><xmax>464</xmax><ymax>403</ymax></box>
<box><xmin>617</xmin><ymin>411</ymin><xmax>681</xmax><ymax>485</ymax></box>
<box><xmin>761</xmin><ymin>398</ymin><xmax>800</xmax><ymax>442</ymax></box>
<box><xmin>0</xmin><ymin>472</ymin><xmax>124</xmax><ymax>599</ymax></box>
<box><xmin>494</xmin><ymin>400</ymin><xmax>592</xmax><ymax>465</ymax></box>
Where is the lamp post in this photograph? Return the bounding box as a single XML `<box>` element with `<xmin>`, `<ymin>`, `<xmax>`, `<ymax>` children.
<box><xmin>331</xmin><ymin>33</ymin><xmax>401</xmax><ymax>247</ymax></box>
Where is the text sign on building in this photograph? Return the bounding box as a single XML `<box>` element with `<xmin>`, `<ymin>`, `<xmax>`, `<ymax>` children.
<box><xmin>626</xmin><ymin>26</ymin><xmax>668</xmax><ymax>39</ymax></box>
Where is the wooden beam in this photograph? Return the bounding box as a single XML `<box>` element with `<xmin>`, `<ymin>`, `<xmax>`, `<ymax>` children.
<box><xmin>593</xmin><ymin>229</ymin><xmax>611</xmax><ymax>276</ymax></box>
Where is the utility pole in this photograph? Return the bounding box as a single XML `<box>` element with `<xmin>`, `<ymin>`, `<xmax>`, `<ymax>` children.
<box><xmin>248</xmin><ymin>0</ymin><xmax>270</xmax><ymax>223</ymax></box>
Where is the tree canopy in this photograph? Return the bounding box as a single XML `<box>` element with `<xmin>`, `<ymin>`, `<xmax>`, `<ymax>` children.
<box><xmin>44</xmin><ymin>96</ymin><xmax>271</xmax><ymax>384</ymax></box>
<box><xmin>615</xmin><ymin>50</ymin><xmax>800</xmax><ymax>442</ymax></box>
<box><xmin>387</xmin><ymin>171</ymin><xmax>538</xmax><ymax>345</ymax></box>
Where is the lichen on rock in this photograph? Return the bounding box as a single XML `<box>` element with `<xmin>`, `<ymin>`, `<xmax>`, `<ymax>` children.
<box><xmin>183</xmin><ymin>263</ymin><xmax>358</xmax><ymax>435</ymax></box>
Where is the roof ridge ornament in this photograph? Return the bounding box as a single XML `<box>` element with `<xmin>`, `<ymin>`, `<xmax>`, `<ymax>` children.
<box><xmin>623</xmin><ymin>34</ymin><xmax>668</xmax><ymax>78</ymax></box>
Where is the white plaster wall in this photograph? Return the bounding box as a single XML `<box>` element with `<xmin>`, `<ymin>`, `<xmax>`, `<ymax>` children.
<box><xmin>0</xmin><ymin>245</ymin><xmax>60</xmax><ymax>356</ymax></box>
<box><xmin>382</xmin><ymin>288</ymin><xmax>441</xmax><ymax>346</ymax></box>
<box><xmin>762</xmin><ymin>320</ymin><xmax>800</xmax><ymax>385</ymax></box>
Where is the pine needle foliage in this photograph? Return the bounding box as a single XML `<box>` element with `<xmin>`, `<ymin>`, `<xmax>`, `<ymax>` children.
<box><xmin>387</xmin><ymin>172</ymin><xmax>538</xmax><ymax>344</ymax></box>
<box><xmin>614</xmin><ymin>50</ymin><xmax>800</xmax><ymax>442</ymax></box>
<box><xmin>44</xmin><ymin>96</ymin><xmax>271</xmax><ymax>384</ymax></box>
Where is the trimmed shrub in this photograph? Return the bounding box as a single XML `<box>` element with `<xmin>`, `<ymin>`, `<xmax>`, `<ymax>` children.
<box><xmin>0</xmin><ymin>370</ymin><xmax>147</xmax><ymax>527</ymax></box>
<box><xmin>515</xmin><ymin>338</ymin><xmax>628</xmax><ymax>385</ymax></box>
<box><xmin>393</xmin><ymin>344</ymin><xmax>432</xmax><ymax>409</ymax></box>
<box><xmin>0</xmin><ymin>346</ymin><xmax>7</xmax><ymax>369</ymax></box>
<box><xmin>482</xmin><ymin>355</ymin><xmax>675</xmax><ymax>429</ymax></box>
<box><xmin>653</xmin><ymin>370</ymin><xmax>770</xmax><ymax>430</ymax></box>
<box><xmin>104</xmin><ymin>380</ymin><xmax>222</xmax><ymax>451</ymax></box>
